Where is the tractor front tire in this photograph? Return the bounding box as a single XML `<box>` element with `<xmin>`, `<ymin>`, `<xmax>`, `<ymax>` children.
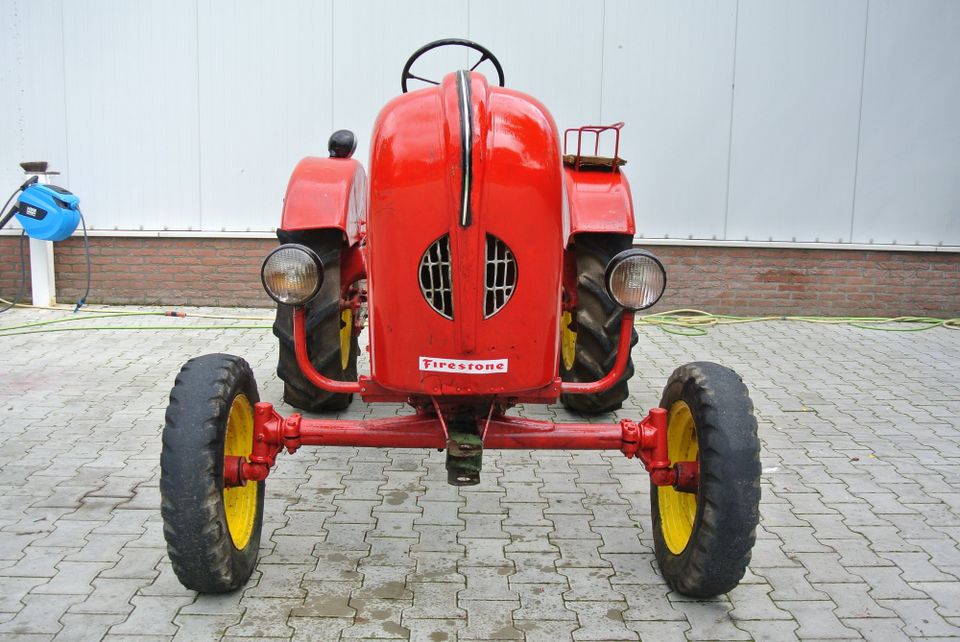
<box><xmin>273</xmin><ymin>229</ymin><xmax>360</xmax><ymax>412</ymax></box>
<box><xmin>560</xmin><ymin>233</ymin><xmax>639</xmax><ymax>414</ymax></box>
<box><xmin>160</xmin><ymin>353</ymin><xmax>264</xmax><ymax>593</ymax></box>
<box><xmin>651</xmin><ymin>361</ymin><xmax>761</xmax><ymax>597</ymax></box>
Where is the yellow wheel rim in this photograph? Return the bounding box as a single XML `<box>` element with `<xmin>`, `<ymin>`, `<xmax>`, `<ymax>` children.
<box><xmin>561</xmin><ymin>311</ymin><xmax>577</xmax><ymax>370</ymax></box>
<box><xmin>658</xmin><ymin>400</ymin><xmax>699</xmax><ymax>555</ymax></box>
<box><xmin>340</xmin><ymin>308</ymin><xmax>353</xmax><ymax>370</ymax></box>
<box><xmin>223</xmin><ymin>394</ymin><xmax>257</xmax><ymax>550</ymax></box>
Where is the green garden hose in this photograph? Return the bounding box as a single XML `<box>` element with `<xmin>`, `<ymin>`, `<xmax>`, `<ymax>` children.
<box><xmin>638</xmin><ymin>309</ymin><xmax>960</xmax><ymax>336</ymax></box>
<box><xmin>0</xmin><ymin>296</ymin><xmax>272</xmax><ymax>320</ymax></box>
<box><xmin>0</xmin><ymin>298</ymin><xmax>274</xmax><ymax>337</ymax></box>
<box><xmin>0</xmin><ymin>300</ymin><xmax>956</xmax><ymax>338</ymax></box>
<box><xmin>0</xmin><ymin>324</ymin><xmax>271</xmax><ymax>337</ymax></box>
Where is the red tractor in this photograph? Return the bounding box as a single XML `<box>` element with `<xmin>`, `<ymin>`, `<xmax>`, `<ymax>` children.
<box><xmin>160</xmin><ymin>40</ymin><xmax>761</xmax><ymax>598</ymax></box>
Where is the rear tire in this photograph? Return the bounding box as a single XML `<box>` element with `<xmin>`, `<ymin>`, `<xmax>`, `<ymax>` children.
<box><xmin>160</xmin><ymin>353</ymin><xmax>264</xmax><ymax>593</ymax></box>
<box><xmin>273</xmin><ymin>229</ymin><xmax>360</xmax><ymax>412</ymax></box>
<box><xmin>560</xmin><ymin>233</ymin><xmax>638</xmax><ymax>414</ymax></box>
<box><xmin>651</xmin><ymin>361</ymin><xmax>761</xmax><ymax>597</ymax></box>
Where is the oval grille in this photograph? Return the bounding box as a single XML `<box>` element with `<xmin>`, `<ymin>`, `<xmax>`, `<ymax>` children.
<box><xmin>484</xmin><ymin>234</ymin><xmax>517</xmax><ymax>318</ymax></box>
<box><xmin>419</xmin><ymin>235</ymin><xmax>454</xmax><ymax>319</ymax></box>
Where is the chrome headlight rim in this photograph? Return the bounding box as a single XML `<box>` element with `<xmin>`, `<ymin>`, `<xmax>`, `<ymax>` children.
<box><xmin>260</xmin><ymin>243</ymin><xmax>324</xmax><ymax>306</ymax></box>
<box><xmin>604</xmin><ymin>248</ymin><xmax>667</xmax><ymax>312</ymax></box>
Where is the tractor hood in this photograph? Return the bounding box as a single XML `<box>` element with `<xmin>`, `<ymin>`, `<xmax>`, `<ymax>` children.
<box><xmin>366</xmin><ymin>71</ymin><xmax>566</xmax><ymax>396</ymax></box>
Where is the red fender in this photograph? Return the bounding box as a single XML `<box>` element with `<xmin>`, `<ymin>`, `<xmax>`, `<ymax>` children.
<box><xmin>280</xmin><ymin>157</ymin><xmax>367</xmax><ymax>245</ymax></box>
<box><xmin>564</xmin><ymin>167</ymin><xmax>636</xmax><ymax>241</ymax></box>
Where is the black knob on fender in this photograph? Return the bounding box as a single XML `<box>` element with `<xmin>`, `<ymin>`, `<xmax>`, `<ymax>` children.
<box><xmin>328</xmin><ymin>130</ymin><xmax>357</xmax><ymax>159</ymax></box>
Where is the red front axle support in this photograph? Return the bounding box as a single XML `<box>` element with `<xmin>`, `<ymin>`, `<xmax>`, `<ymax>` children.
<box><xmin>291</xmin><ymin>308</ymin><xmax>637</xmax><ymax>399</ymax></box>
<box><xmin>224</xmin><ymin>404</ymin><xmax>698</xmax><ymax>492</ymax></box>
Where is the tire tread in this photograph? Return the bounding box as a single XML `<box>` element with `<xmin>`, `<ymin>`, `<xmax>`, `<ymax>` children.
<box><xmin>272</xmin><ymin>229</ymin><xmax>359</xmax><ymax>412</ymax></box>
<box><xmin>160</xmin><ymin>353</ymin><xmax>263</xmax><ymax>593</ymax></box>
<box><xmin>560</xmin><ymin>234</ymin><xmax>638</xmax><ymax>414</ymax></box>
<box><xmin>650</xmin><ymin>361</ymin><xmax>761</xmax><ymax>597</ymax></box>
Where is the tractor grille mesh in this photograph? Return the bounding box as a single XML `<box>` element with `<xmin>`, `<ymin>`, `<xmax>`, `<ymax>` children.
<box><xmin>419</xmin><ymin>235</ymin><xmax>454</xmax><ymax>319</ymax></box>
<box><xmin>418</xmin><ymin>234</ymin><xmax>517</xmax><ymax>320</ymax></box>
<box><xmin>484</xmin><ymin>234</ymin><xmax>517</xmax><ymax>318</ymax></box>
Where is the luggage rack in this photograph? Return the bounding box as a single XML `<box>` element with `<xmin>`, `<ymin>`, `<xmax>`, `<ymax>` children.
<box><xmin>563</xmin><ymin>122</ymin><xmax>627</xmax><ymax>172</ymax></box>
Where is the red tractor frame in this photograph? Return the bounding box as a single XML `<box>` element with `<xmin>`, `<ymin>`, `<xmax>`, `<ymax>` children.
<box><xmin>160</xmin><ymin>39</ymin><xmax>761</xmax><ymax>598</ymax></box>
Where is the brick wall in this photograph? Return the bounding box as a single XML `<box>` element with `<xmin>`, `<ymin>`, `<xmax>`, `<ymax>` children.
<box><xmin>0</xmin><ymin>234</ymin><xmax>32</xmax><ymax>305</ymax></box>
<box><xmin>1</xmin><ymin>236</ymin><xmax>958</xmax><ymax>316</ymax></box>
<box><xmin>649</xmin><ymin>245</ymin><xmax>960</xmax><ymax>317</ymax></box>
<box><xmin>0</xmin><ymin>236</ymin><xmax>275</xmax><ymax>307</ymax></box>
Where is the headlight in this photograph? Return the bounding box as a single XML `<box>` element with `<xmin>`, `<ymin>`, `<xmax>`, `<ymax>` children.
<box><xmin>604</xmin><ymin>248</ymin><xmax>666</xmax><ymax>311</ymax></box>
<box><xmin>261</xmin><ymin>244</ymin><xmax>324</xmax><ymax>306</ymax></box>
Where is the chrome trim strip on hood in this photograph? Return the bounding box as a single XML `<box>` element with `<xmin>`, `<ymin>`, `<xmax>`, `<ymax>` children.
<box><xmin>456</xmin><ymin>69</ymin><xmax>473</xmax><ymax>228</ymax></box>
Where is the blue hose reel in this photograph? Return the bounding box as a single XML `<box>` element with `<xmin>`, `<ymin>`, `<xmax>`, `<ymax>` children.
<box><xmin>0</xmin><ymin>173</ymin><xmax>89</xmax><ymax>312</ymax></box>
<box><xmin>14</xmin><ymin>183</ymin><xmax>81</xmax><ymax>241</ymax></box>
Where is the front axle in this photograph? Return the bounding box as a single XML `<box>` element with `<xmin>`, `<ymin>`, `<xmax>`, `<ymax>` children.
<box><xmin>223</xmin><ymin>403</ymin><xmax>698</xmax><ymax>492</ymax></box>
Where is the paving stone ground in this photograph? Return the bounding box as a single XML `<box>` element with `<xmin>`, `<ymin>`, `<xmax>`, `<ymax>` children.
<box><xmin>0</xmin><ymin>305</ymin><xmax>958</xmax><ymax>641</ymax></box>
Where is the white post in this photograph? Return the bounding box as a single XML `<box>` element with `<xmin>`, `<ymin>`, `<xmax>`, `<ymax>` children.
<box><xmin>28</xmin><ymin>171</ymin><xmax>57</xmax><ymax>306</ymax></box>
<box><xmin>28</xmin><ymin>237</ymin><xmax>56</xmax><ymax>306</ymax></box>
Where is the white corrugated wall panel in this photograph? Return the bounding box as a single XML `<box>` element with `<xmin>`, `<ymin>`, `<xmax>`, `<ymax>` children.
<box><xmin>469</xmin><ymin>0</ymin><xmax>604</xmax><ymax>133</ymax></box>
<box><xmin>331</xmin><ymin>0</ymin><xmax>470</xmax><ymax>168</ymax></box>
<box><xmin>0</xmin><ymin>0</ymin><xmax>69</xmax><ymax>220</ymax></box>
<box><xmin>61</xmin><ymin>0</ymin><xmax>200</xmax><ymax>231</ymax></box>
<box><xmin>197</xmin><ymin>0</ymin><xmax>333</xmax><ymax>231</ymax></box>
<box><xmin>725</xmin><ymin>0</ymin><xmax>868</xmax><ymax>243</ymax></box>
<box><xmin>1</xmin><ymin>0</ymin><xmax>958</xmax><ymax>246</ymax></box>
<box><xmin>602</xmin><ymin>0</ymin><xmax>738</xmax><ymax>240</ymax></box>
<box><xmin>0</xmin><ymin>2</ymin><xmax>18</xmax><ymax>194</ymax></box>
<box><xmin>851</xmin><ymin>0</ymin><xmax>960</xmax><ymax>246</ymax></box>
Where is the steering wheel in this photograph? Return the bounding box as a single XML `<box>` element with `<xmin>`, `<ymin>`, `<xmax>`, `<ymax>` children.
<box><xmin>401</xmin><ymin>38</ymin><xmax>505</xmax><ymax>93</ymax></box>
